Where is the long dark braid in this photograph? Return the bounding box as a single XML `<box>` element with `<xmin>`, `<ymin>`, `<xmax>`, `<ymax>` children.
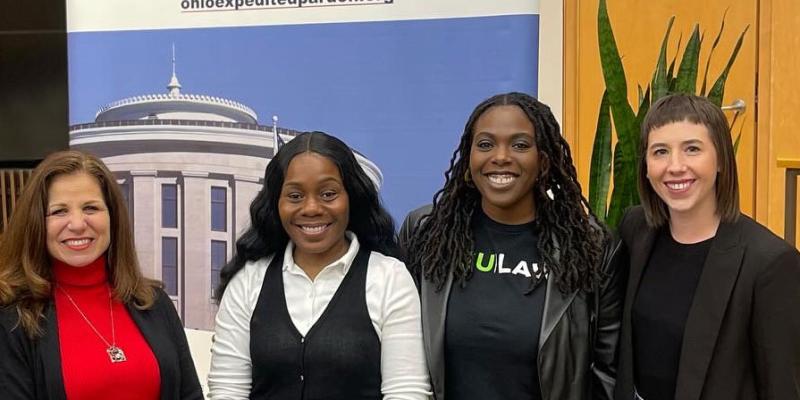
<box><xmin>406</xmin><ymin>92</ymin><xmax>609</xmax><ymax>293</ymax></box>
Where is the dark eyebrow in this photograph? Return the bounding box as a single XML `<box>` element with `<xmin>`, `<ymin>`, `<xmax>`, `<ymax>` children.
<box><xmin>283</xmin><ymin>176</ymin><xmax>342</xmax><ymax>187</ymax></box>
<box><xmin>648</xmin><ymin>138</ymin><xmax>705</xmax><ymax>149</ymax></box>
<box><xmin>510</xmin><ymin>132</ymin><xmax>534</xmax><ymax>140</ymax></box>
<box><xmin>474</xmin><ymin>131</ymin><xmax>534</xmax><ymax>139</ymax></box>
<box><xmin>47</xmin><ymin>199</ymin><xmax>104</xmax><ymax>210</ymax></box>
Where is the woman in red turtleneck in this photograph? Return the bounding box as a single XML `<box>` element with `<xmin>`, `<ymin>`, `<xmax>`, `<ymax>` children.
<box><xmin>53</xmin><ymin>257</ymin><xmax>161</xmax><ymax>399</ymax></box>
<box><xmin>0</xmin><ymin>150</ymin><xmax>202</xmax><ymax>400</ymax></box>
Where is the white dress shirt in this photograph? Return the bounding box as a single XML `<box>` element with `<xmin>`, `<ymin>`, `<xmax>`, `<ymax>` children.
<box><xmin>208</xmin><ymin>232</ymin><xmax>431</xmax><ymax>399</ymax></box>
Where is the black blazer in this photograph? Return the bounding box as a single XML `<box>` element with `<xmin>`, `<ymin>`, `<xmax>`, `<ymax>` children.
<box><xmin>0</xmin><ymin>288</ymin><xmax>203</xmax><ymax>400</ymax></box>
<box><xmin>615</xmin><ymin>206</ymin><xmax>800</xmax><ymax>400</ymax></box>
<box><xmin>400</xmin><ymin>205</ymin><xmax>624</xmax><ymax>400</ymax></box>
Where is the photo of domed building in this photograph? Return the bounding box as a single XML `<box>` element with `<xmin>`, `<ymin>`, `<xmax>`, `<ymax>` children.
<box><xmin>69</xmin><ymin>63</ymin><xmax>383</xmax><ymax>330</ymax></box>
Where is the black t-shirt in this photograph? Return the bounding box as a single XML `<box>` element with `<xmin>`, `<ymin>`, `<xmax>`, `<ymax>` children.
<box><xmin>632</xmin><ymin>228</ymin><xmax>713</xmax><ymax>400</ymax></box>
<box><xmin>444</xmin><ymin>209</ymin><xmax>546</xmax><ymax>400</ymax></box>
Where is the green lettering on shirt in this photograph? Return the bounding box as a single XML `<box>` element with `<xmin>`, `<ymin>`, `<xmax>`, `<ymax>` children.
<box><xmin>475</xmin><ymin>252</ymin><xmax>495</xmax><ymax>272</ymax></box>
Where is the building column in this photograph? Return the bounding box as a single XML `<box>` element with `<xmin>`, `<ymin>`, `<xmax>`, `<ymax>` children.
<box><xmin>130</xmin><ymin>170</ymin><xmax>158</xmax><ymax>278</ymax></box>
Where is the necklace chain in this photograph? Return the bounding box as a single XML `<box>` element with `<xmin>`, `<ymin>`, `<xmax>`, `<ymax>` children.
<box><xmin>56</xmin><ymin>285</ymin><xmax>126</xmax><ymax>362</ymax></box>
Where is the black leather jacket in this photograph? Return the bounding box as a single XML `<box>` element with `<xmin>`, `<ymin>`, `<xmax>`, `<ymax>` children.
<box><xmin>399</xmin><ymin>205</ymin><xmax>624</xmax><ymax>400</ymax></box>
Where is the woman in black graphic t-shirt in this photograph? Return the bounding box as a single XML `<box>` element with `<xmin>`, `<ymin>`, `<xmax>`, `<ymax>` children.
<box><xmin>400</xmin><ymin>92</ymin><xmax>624</xmax><ymax>400</ymax></box>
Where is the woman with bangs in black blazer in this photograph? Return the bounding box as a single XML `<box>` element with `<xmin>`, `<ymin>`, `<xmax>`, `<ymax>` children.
<box><xmin>615</xmin><ymin>94</ymin><xmax>800</xmax><ymax>400</ymax></box>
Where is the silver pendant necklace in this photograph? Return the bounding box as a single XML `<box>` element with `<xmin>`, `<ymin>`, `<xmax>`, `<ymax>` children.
<box><xmin>57</xmin><ymin>285</ymin><xmax>127</xmax><ymax>363</ymax></box>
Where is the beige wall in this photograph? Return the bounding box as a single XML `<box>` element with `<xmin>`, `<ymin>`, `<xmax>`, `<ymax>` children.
<box><xmin>538</xmin><ymin>0</ymin><xmax>563</xmax><ymax>124</ymax></box>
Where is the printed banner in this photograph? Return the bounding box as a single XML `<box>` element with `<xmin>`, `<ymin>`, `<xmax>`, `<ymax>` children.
<box><xmin>67</xmin><ymin>0</ymin><xmax>541</xmax><ymax>330</ymax></box>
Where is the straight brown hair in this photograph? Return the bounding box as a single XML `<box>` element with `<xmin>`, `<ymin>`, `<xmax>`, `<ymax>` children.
<box><xmin>638</xmin><ymin>94</ymin><xmax>740</xmax><ymax>227</ymax></box>
<box><xmin>0</xmin><ymin>150</ymin><xmax>159</xmax><ymax>337</ymax></box>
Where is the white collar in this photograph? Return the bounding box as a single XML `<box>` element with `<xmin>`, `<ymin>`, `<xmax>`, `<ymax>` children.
<box><xmin>282</xmin><ymin>231</ymin><xmax>361</xmax><ymax>277</ymax></box>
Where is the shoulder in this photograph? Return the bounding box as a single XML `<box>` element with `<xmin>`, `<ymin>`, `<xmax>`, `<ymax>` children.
<box><xmin>732</xmin><ymin>215</ymin><xmax>800</xmax><ymax>268</ymax></box>
<box><xmin>618</xmin><ymin>206</ymin><xmax>649</xmax><ymax>241</ymax></box>
<box><xmin>148</xmin><ymin>287</ymin><xmax>179</xmax><ymax>312</ymax></box>
<box><xmin>364</xmin><ymin>251</ymin><xmax>420</xmax><ymax>316</ymax></box>
<box><xmin>226</xmin><ymin>255</ymin><xmax>274</xmax><ymax>293</ymax></box>
<box><xmin>366</xmin><ymin>251</ymin><xmax>416</xmax><ymax>289</ymax></box>
<box><xmin>0</xmin><ymin>305</ymin><xmax>35</xmax><ymax>349</ymax></box>
<box><xmin>720</xmin><ymin>217</ymin><xmax>800</xmax><ymax>301</ymax></box>
<box><xmin>215</xmin><ymin>254</ymin><xmax>275</xmax><ymax>313</ymax></box>
<box><xmin>399</xmin><ymin>204</ymin><xmax>433</xmax><ymax>236</ymax></box>
<box><xmin>407</xmin><ymin>204</ymin><xmax>433</xmax><ymax>222</ymax></box>
<box><xmin>734</xmin><ymin>214</ymin><xmax>789</xmax><ymax>249</ymax></box>
<box><xmin>0</xmin><ymin>305</ymin><xmax>20</xmax><ymax>332</ymax></box>
<box><xmin>129</xmin><ymin>286</ymin><xmax>177</xmax><ymax>323</ymax></box>
<box><xmin>368</xmin><ymin>251</ymin><xmax>409</xmax><ymax>275</ymax></box>
<box><xmin>401</xmin><ymin>204</ymin><xmax>433</xmax><ymax>234</ymax></box>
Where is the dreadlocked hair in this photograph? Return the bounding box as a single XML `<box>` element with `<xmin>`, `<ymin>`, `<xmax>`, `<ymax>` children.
<box><xmin>406</xmin><ymin>92</ymin><xmax>609</xmax><ymax>294</ymax></box>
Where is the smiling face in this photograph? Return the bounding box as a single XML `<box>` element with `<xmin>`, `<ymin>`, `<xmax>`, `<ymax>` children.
<box><xmin>645</xmin><ymin>120</ymin><xmax>719</xmax><ymax>221</ymax></box>
<box><xmin>279</xmin><ymin>152</ymin><xmax>350</xmax><ymax>269</ymax></box>
<box><xmin>45</xmin><ymin>172</ymin><xmax>111</xmax><ymax>267</ymax></box>
<box><xmin>468</xmin><ymin>105</ymin><xmax>540</xmax><ymax>224</ymax></box>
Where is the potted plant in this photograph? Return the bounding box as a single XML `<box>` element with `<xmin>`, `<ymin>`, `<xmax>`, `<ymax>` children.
<box><xmin>589</xmin><ymin>0</ymin><xmax>748</xmax><ymax>228</ymax></box>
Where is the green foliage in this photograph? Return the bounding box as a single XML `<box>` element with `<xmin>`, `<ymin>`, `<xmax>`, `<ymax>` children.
<box><xmin>588</xmin><ymin>91</ymin><xmax>612</xmax><ymax>221</ymax></box>
<box><xmin>590</xmin><ymin>0</ymin><xmax>748</xmax><ymax>228</ymax></box>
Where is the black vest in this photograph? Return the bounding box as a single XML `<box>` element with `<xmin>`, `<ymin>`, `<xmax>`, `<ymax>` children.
<box><xmin>249</xmin><ymin>247</ymin><xmax>382</xmax><ymax>400</ymax></box>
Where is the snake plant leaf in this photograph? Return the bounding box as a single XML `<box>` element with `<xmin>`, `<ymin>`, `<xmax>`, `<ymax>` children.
<box><xmin>589</xmin><ymin>91</ymin><xmax>612</xmax><ymax>221</ymax></box>
<box><xmin>701</xmin><ymin>10</ymin><xmax>727</xmax><ymax>96</ymax></box>
<box><xmin>599</xmin><ymin>0</ymin><xmax>632</xmax><ymax>114</ymax></box>
<box><xmin>635</xmin><ymin>86</ymin><xmax>652</xmax><ymax>144</ymax></box>
<box><xmin>592</xmin><ymin>3</ymin><xmax>747</xmax><ymax>229</ymax></box>
<box><xmin>708</xmin><ymin>25</ymin><xmax>749</xmax><ymax>106</ymax></box>
<box><xmin>638</xmin><ymin>84</ymin><xmax>644</xmax><ymax>106</ymax></box>
<box><xmin>599</xmin><ymin>0</ymin><xmax>639</xmax><ymax>228</ymax></box>
<box><xmin>598</xmin><ymin>0</ymin><xmax>637</xmax><ymax>146</ymax></box>
<box><xmin>675</xmin><ymin>25</ymin><xmax>701</xmax><ymax>94</ymax></box>
<box><xmin>606</xmin><ymin>141</ymin><xmax>638</xmax><ymax>228</ymax></box>
<box><xmin>666</xmin><ymin>48</ymin><xmax>679</xmax><ymax>91</ymax></box>
<box><xmin>666</xmin><ymin>34</ymin><xmax>682</xmax><ymax>92</ymax></box>
<box><xmin>652</xmin><ymin>16</ymin><xmax>676</xmax><ymax>101</ymax></box>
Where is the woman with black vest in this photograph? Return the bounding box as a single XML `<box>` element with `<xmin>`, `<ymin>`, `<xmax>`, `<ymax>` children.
<box><xmin>208</xmin><ymin>131</ymin><xmax>431</xmax><ymax>399</ymax></box>
<box><xmin>400</xmin><ymin>92</ymin><xmax>624</xmax><ymax>400</ymax></box>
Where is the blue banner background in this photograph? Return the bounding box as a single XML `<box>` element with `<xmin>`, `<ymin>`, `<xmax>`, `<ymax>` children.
<box><xmin>68</xmin><ymin>14</ymin><xmax>539</xmax><ymax>221</ymax></box>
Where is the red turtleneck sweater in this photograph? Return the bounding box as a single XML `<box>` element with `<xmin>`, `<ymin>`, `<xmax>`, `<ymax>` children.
<box><xmin>53</xmin><ymin>257</ymin><xmax>161</xmax><ymax>400</ymax></box>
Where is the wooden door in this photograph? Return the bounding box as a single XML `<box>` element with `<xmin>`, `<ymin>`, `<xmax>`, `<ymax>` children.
<box><xmin>757</xmin><ymin>0</ymin><xmax>800</xmax><ymax>245</ymax></box>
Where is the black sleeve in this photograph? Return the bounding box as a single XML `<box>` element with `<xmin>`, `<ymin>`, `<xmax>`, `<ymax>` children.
<box><xmin>591</xmin><ymin>236</ymin><xmax>627</xmax><ymax>400</ymax></box>
<box><xmin>398</xmin><ymin>204</ymin><xmax>432</xmax><ymax>259</ymax></box>
<box><xmin>0</xmin><ymin>310</ymin><xmax>36</xmax><ymax>399</ymax></box>
<box><xmin>752</xmin><ymin>247</ymin><xmax>800</xmax><ymax>399</ymax></box>
<box><xmin>397</xmin><ymin>204</ymin><xmax>432</xmax><ymax>289</ymax></box>
<box><xmin>157</xmin><ymin>290</ymin><xmax>204</xmax><ymax>400</ymax></box>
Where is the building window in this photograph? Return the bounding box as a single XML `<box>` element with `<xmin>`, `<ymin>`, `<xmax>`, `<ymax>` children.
<box><xmin>211</xmin><ymin>186</ymin><xmax>226</xmax><ymax>232</ymax></box>
<box><xmin>162</xmin><ymin>184</ymin><xmax>177</xmax><ymax>228</ymax></box>
<box><xmin>162</xmin><ymin>237</ymin><xmax>178</xmax><ymax>296</ymax></box>
<box><xmin>211</xmin><ymin>240</ymin><xmax>227</xmax><ymax>297</ymax></box>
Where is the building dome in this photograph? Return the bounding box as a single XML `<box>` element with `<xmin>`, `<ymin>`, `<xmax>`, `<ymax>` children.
<box><xmin>68</xmin><ymin>59</ymin><xmax>384</xmax><ymax>331</ymax></box>
<box><xmin>95</xmin><ymin>49</ymin><xmax>257</xmax><ymax>124</ymax></box>
<box><xmin>95</xmin><ymin>92</ymin><xmax>258</xmax><ymax>124</ymax></box>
